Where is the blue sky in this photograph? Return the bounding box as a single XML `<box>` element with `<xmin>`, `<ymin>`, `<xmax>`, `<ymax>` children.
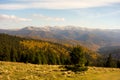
<box><xmin>0</xmin><ymin>0</ymin><xmax>120</xmax><ymax>29</ymax></box>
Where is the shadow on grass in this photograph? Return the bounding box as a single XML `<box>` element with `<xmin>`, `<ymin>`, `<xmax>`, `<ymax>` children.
<box><xmin>64</xmin><ymin>65</ymin><xmax>88</xmax><ymax>72</ymax></box>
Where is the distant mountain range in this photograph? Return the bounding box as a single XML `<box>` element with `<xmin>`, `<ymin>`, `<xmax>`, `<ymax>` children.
<box><xmin>0</xmin><ymin>26</ymin><xmax>120</xmax><ymax>51</ymax></box>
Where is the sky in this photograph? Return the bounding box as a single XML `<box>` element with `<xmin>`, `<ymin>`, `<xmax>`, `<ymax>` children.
<box><xmin>0</xmin><ymin>0</ymin><xmax>120</xmax><ymax>29</ymax></box>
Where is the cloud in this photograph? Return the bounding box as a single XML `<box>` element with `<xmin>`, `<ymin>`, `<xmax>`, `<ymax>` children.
<box><xmin>33</xmin><ymin>14</ymin><xmax>65</xmax><ymax>21</ymax></box>
<box><xmin>0</xmin><ymin>14</ymin><xmax>32</xmax><ymax>21</ymax></box>
<box><xmin>0</xmin><ymin>0</ymin><xmax>120</xmax><ymax>10</ymax></box>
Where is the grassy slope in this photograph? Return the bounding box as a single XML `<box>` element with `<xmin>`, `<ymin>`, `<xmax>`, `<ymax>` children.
<box><xmin>0</xmin><ymin>61</ymin><xmax>120</xmax><ymax>80</ymax></box>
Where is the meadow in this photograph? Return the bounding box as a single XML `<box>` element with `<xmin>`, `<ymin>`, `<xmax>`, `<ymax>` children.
<box><xmin>0</xmin><ymin>61</ymin><xmax>120</xmax><ymax>80</ymax></box>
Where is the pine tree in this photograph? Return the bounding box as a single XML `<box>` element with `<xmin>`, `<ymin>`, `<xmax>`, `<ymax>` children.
<box><xmin>34</xmin><ymin>52</ymin><xmax>41</xmax><ymax>64</ymax></box>
<box><xmin>0</xmin><ymin>47</ymin><xmax>10</xmax><ymax>61</ymax></box>
<box><xmin>105</xmin><ymin>54</ymin><xmax>116</xmax><ymax>67</ymax></box>
<box><xmin>10</xmin><ymin>48</ymin><xmax>18</xmax><ymax>62</ymax></box>
<box><xmin>70</xmin><ymin>46</ymin><xmax>86</xmax><ymax>67</ymax></box>
<box><xmin>46</xmin><ymin>49</ymin><xmax>57</xmax><ymax>65</ymax></box>
<box><xmin>117</xmin><ymin>60</ymin><xmax>120</xmax><ymax>68</ymax></box>
<box><xmin>39</xmin><ymin>50</ymin><xmax>47</xmax><ymax>64</ymax></box>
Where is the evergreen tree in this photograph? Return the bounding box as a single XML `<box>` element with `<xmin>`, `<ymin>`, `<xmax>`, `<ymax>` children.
<box><xmin>117</xmin><ymin>60</ymin><xmax>120</xmax><ymax>68</ymax></box>
<box><xmin>70</xmin><ymin>46</ymin><xmax>86</xmax><ymax>67</ymax></box>
<box><xmin>106</xmin><ymin>54</ymin><xmax>112</xmax><ymax>67</ymax></box>
<box><xmin>105</xmin><ymin>54</ymin><xmax>116</xmax><ymax>67</ymax></box>
<box><xmin>46</xmin><ymin>49</ymin><xmax>57</xmax><ymax>65</ymax></box>
<box><xmin>34</xmin><ymin>52</ymin><xmax>41</xmax><ymax>64</ymax></box>
<box><xmin>0</xmin><ymin>47</ymin><xmax>10</xmax><ymax>61</ymax></box>
<box><xmin>10</xmin><ymin>48</ymin><xmax>18</xmax><ymax>62</ymax></box>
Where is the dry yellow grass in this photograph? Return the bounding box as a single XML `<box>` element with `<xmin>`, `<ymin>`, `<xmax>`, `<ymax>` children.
<box><xmin>0</xmin><ymin>61</ymin><xmax>120</xmax><ymax>80</ymax></box>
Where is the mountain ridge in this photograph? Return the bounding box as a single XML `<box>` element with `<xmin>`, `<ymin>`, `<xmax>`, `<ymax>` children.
<box><xmin>0</xmin><ymin>26</ymin><xmax>120</xmax><ymax>51</ymax></box>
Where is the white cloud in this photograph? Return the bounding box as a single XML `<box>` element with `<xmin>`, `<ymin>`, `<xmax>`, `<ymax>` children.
<box><xmin>33</xmin><ymin>14</ymin><xmax>65</xmax><ymax>21</ymax></box>
<box><xmin>0</xmin><ymin>0</ymin><xmax>120</xmax><ymax>10</ymax></box>
<box><xmin>0</xmin><ymin>14</ymin><xmax>32</xmax><ymax>21</ymax></box>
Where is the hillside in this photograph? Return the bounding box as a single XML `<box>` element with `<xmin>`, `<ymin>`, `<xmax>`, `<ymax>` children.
<box><xmin>98</xmin><ymin>46</ymin><xmax>120</xmax><ymax>60</ymax></box>
<box><xmin>0</xmin><ymin>33</ymin><xmax>70</xmax><ymax>65</ymax></box>
<box><xmin>0</xmin><ymin>26</ymin><xmax>120</xmax><ymax>51</ymax></box>
<box><xmin>0</xmin><ymin>33</ymin><xmax>99</xmax><ymax>65</ymax></box>
<box><xmin>0</xmin><ymin>61</ymin><xmax>120</xmax><ymax>80</ymax></box>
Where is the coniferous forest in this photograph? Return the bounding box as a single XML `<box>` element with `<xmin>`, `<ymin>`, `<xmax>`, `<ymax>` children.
<box><xmin>0</xmin><ymin>33</ymin><xmax>120</xmax><ymax>68</ymax></box>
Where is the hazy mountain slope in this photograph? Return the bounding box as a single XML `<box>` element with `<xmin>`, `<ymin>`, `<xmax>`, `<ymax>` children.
<box><xmin>98</xmin><ymin>46</ymin><xmax>120</xmax><ymax>60</ymax></box>
<box><xmin>0</xmin><ymin>26</ymin><xmax>120</xmax><ymax>51</ymax></box>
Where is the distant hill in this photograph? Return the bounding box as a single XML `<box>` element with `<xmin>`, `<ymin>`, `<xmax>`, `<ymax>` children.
<box><xmin>98</xmin><ymin>46</ymin><xmax>120</xmax><ymax>60</ymax></box>
<box><xmin>0</xmin><ymin>26</ymin><xmax>120</xmax><ymax>51</ymax></box>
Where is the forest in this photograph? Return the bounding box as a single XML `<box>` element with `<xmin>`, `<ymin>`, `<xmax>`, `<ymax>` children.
<box><xmin>0</xmin><ymin>33</ymin><xmax>120</xmax><ymax>68</ymax></box>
